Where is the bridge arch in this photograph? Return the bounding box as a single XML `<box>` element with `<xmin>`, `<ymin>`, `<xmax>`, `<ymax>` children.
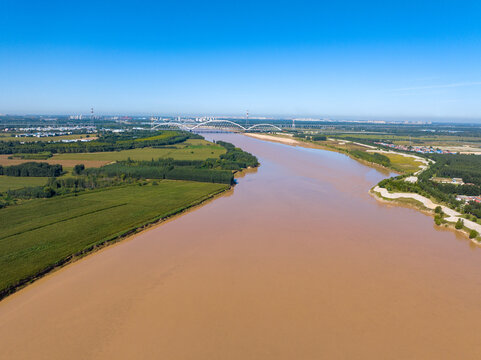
<box><xmin>246</xmin><ymin>123</ymin><xmax>283</xmax><ymax>132</ymax></box>
<box><xmin>151</xmin><ymin>122</ymin><xmax>193</xmax><ymax>131</ymax></box>
<box><xmin>151</xmin><ymin>120</ymin><xmax>284</xmax><ymax>133</ymax></box>
<box><xmin>191</xmin><ymin>120</ymin><xmax>246</xmax><ymax>131</ymax></box>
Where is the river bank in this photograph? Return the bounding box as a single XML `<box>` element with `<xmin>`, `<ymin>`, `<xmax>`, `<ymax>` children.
<box><xmin>246</xmin><ymin>133</ymin><xmax>480</xmax><ymax>243</ymax></box>
<box><xmin>371</xmin><ymin>186</ymin><xmax>481</xmax><ymax>244</ymax></box>
<box><xmin>0</xmin><ymin>182</ymin><xmax>232</xmax><ymax>301</ymax></box>
<box><xmin>245</xmin><ymin>133</ymin><xmax>395</xmax><ymax>174</ymax></box>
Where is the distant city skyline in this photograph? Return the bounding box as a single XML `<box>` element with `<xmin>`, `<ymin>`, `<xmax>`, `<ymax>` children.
<box><xmin>1</xmin><ymin>1</ymin><xmax>481</xmax><ymax>120</ymax></box>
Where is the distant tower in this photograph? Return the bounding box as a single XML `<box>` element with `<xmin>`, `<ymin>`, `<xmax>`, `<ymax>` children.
<box><xmin>246</xmin><ymin>110</ymin><xmax>249</xmax><ymax>127</ymax></box>
<box><xmin>292</xmin><ymin>119</ymin><xmax>296</xmax><ymax>130</ymax></box>
<box><xmin>90</xmin><ymin>107</ymin><xmax>94</xmax><ymax>128</ymax></box>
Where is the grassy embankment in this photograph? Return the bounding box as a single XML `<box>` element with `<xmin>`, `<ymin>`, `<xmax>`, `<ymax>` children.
<box><xmin>290</xmin><ymin>134</ymin><xmax>424</xmax><ymax>175</ymax></box>
<box><xmin>0</xmin><ymin>180</ymin><xmax>227</xmax><ymax>300</ymax></box>
<box><xmin>381</xmin><ymin>153</ymin><xmax>424</xmax><ymax>174</ymax></box>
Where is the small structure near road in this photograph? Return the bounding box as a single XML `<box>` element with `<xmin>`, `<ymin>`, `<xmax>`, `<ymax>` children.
<box><xmin>432</xmin><ymin>177</ymin><xmax>465</xmax><ymax>185</ymax></box>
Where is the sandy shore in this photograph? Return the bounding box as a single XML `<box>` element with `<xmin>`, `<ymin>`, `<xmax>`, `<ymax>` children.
<box><xmin>244</xmin><ymin>133</ymin><xmax>302</xmax><ymax>145</ymax></box>
<box><xmin>372</xmin><ymin>186</ymin><xmax>481</xmax><ymax>239</ymax></box>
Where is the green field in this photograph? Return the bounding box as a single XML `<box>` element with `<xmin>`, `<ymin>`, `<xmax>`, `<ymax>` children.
<box><xmin>334</xmin><ymin>133</ymin><xmax>481</xmax><ymax>147</ymax></box>
<box><xmin>0</xmin><ymin>180</ymin><xmax>229</xmax><ymax>297</ymax></box>
<box><xmin>335</xmin><ymin>133</ymin><xmax>479</xmax><ymax>141</ymax></box>
<box><xmin>382</xmin><ymin>153</ymin><xmax>424</xmax><ymax>174</ymax></box>
<box><xmin>52</xmin><ymin>139</ymin><xmax>226</xmax><ymax>162</ymax></box>
<box><xmin>0</xmin><ymin>176</ymin><xmax>49</xmax><ymax>192</ymax></box>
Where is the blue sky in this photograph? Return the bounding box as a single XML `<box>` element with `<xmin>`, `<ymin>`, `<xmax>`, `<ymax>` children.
<box><xmin>1</xmin><ymin>0</ymin><xmax>480</xmax><ymax>120</ymax></box>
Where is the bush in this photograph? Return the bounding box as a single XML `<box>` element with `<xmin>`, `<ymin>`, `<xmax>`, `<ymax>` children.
<box><xmin>469</xmin><ymin>230</ymin><xmax>478</xmax><ymax>239</ymax></box>
<box><xmin>311</xmin><ymin>134</ymin><xmax>327</xmax><ymax>141</ymax></box>
<box><xmin>455</xmin><ymin>218</ymin><xmax>464</xmax><ymax>230</ymax></box>
<box><xmin>73</xmin><ymin>164</ymin><xmax>85</xmax><ymax>175</ymax></box>
<box><xmin>434</xmin><ymin>206</ymin><xmax>443</xmax><ymax>214</ymax></box>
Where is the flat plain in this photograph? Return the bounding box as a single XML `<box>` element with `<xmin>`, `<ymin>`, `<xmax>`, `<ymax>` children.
<box><xmin>0</xmin><ymin>180</ymin><xmax>228</xmax><ymax>296</ymax></box>
<box><xmin>0</xmin><ymin>176</ymin><xmax>49</xmax><ymax>192</ymax></box>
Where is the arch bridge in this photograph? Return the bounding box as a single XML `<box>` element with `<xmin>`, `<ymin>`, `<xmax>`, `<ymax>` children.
<box><xmin>151</xmin><ymin>119</ymin><xmax>283</xmax><ymax>132</ymax></box>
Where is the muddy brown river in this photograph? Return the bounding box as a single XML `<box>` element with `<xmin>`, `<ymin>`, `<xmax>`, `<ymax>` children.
<box><xmin>1</xmin><ymin>134</ymin><xmax>481</xmax><ymax>359</ymax></box>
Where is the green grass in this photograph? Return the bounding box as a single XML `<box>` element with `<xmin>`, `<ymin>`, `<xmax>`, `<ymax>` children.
<box><xmin>335</xmin><ymin>133</ymin><xmax>480</xmax><ymax>142</ymax></box>
<box><xmin>333</xmin><ymin>133</ymin><xmax>481</xmax><ymax>147</ymax></box>
<box><xmin>8</xmin><ymin>152</ymin><xmax>52</xmax><ymax>160</ymax></box>
<box><xmin>52</xmin><ymin>139</ymin><xmax>226</xmax><ymax>162</ymax></box>
<box><xmin>134</xmin><ymin>133</ymin><xmax>176</xmax><ymax>141</ymax></box>
<box><xmin>0</xmin><ymin>176</ymin><xmax>49</xmax><ymax>192</ymax></box>
<box><xmin>383</xmin><ymin>153</ymin><xmax>424</xmax><ymax>174</ymax></box>
<box><xmin>0</xmin><ymin>180</ymin><xmax>229</xmax><ymax>297</ymax></box>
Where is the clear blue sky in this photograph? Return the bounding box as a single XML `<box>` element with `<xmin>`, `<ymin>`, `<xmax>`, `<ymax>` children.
<box><xmin>1</xmin><ymin>0</ymin><xmax>480</xmax><ymax>120</ymax></box>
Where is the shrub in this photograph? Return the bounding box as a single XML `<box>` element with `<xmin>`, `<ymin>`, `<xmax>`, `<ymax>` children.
<box><xmin>455</xmin><ymin>218</ymin><xmax>464</xmax><ymax>230</ymax></box>
<box><xmin>311</xmin><ymin>134</ymin><xmax>327</xmax><ymax>141</ymax></box>
<box><xmin>469</xmin><ymin>230</ymin><xmax>478</xmax><ymax>239</ymax></box>
<box><xmin>73</xmin><ymin>164</ymin><xmax>85</xmax><ymax>175</ymax></box>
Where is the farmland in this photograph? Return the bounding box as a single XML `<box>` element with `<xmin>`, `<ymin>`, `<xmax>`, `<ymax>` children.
<box><xmin>53</xmin><ymin>139</ymin><xmax>226</xmax><ymax>161</ymax></box>
<box><xmin>0</xmin><ymin>130</ymin><xmax>258</xmax><ymax>299</ymax></box>
<box><xmin>0</xmin><ymin>139</ymin><xmax>225</xmax><ymax>169</ymax></box>
<box><xmin>0</xmin><ymin>176</ymin><xmax>48</xmax><ymax>192</ymax></box>
<box><xmin>0</xmin><ymin>180</ymin><xmax>228</xmax><ymax>298</ymax></box>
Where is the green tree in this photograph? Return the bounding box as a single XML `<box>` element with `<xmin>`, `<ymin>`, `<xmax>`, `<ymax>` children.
<box><xmin>73</xmin><ymin>164</ymin><xmax>85</xmax><ymax>175</ymax></box>
<box><xmin>455</xmin><ymin>218</ymin><xmax>464</xmax><ymax>230</ymax></box>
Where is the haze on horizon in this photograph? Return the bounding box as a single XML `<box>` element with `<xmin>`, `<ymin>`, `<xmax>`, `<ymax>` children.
<box><xmin>1</xmin><ymin>0</ymin><xmax>480</xmax><ymax>121</ymax></box>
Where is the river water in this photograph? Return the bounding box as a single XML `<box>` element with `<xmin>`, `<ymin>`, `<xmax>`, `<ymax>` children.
<box><xmin>1</xmin><ymin>134</ymin><xmax>481</xmax><ymax>359</ymax></box>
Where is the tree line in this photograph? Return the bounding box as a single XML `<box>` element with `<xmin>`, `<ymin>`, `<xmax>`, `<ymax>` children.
<box><xmin>0</xmin><ymin>162</ymin><xmax>63</xmax><ymax>177</ymax></box>
<box><xmin>378</xmin><ymin>154</ymin><xmax>481</xmax><ymax>213</ymax></box>
<box><xmin>0</xmin><ymin>130</ymin><xmax>196</xmax><ymax>154</ymax></box>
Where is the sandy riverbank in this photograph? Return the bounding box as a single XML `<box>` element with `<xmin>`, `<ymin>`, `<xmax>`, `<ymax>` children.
<box><xmin>244</xmin><ymin>133</ymin><xmax>302</xmax><ymax>145</ymax></box>
<box><xmin>372</xmin><ymin>186</ymin><xmax>481</xmax><ymax>242</ymax></box>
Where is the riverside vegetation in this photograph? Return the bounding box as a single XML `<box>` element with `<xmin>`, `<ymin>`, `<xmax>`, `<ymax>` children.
<box><xmin>0</xmin><ymin>130</ymin><xmax>258</xmax><ymax>300</ymax></box>
<box><xmin>288</xmin><ymin>130</ymin><xmax>481</xmax><ymax>239</ymax></box>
